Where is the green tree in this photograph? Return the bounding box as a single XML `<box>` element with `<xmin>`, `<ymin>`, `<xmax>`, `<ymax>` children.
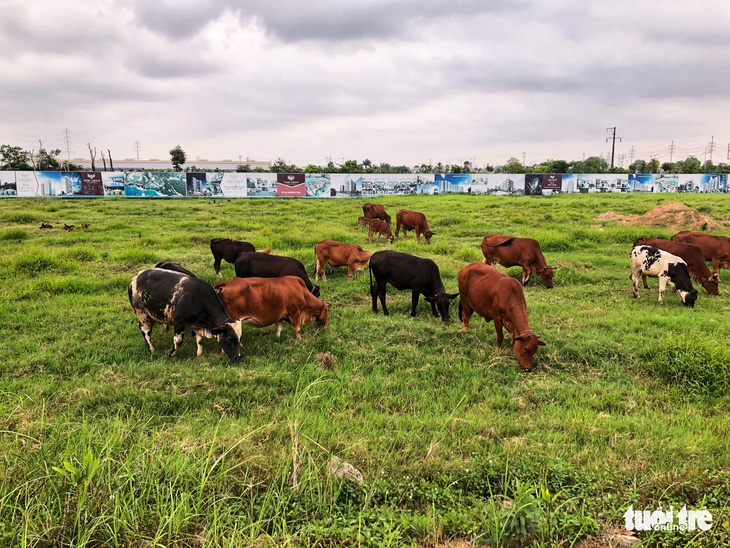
<box><xmin>501</xmin><ymin>157</ymin><xmax>526</xmax><ymax>174</ymax></box>
<box><xmin>169</xmin><ymin>145</ymin><xmax>186</xmax><ymax>171</ymax></box>
<box><xmin>646</xmin><ymin>158</ymin><xmax>659</xmax><ymax>173</ymax></box>
<box><xmin>0</xmin><ymin>145</ymin><xmax>32</xmax><ymax>170</ymax></box>
<box><xmin>677</xmin><ymin>156</ymin><xmax>701</xmax><ymax>174</ymax></box>
<box><xmin>629</xmin><ymin>159</ymin><xmax>647</xmax><ymax>174</ymax></box>
<box><xmin>31</xmin><ymin>143</ymin><xmax>62</xmax><ymax>171</ymax></box>
<box><xmin>304</xmin><ymin>164</ymin><xmax>321</xmax><ymax>173</ymax></box>
<box><xmin>271</xmin><ymin>158</ymin><xmax>303</xmax><ymax>173</ymax></box>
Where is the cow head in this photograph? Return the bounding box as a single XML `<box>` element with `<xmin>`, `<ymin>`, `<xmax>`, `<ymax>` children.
<box><xmin>424</xmin><ymin>230</ymin><xmax>435</xmax><ymax>244</ymax></box>
<box><xmin>512</xmin><ymin>330</ymin><xmax>546</xmax><ymax>372</ymax></box>
<box><xmin>212</xmin><ymin>321</ymin><xmax>242</xmax><ymax>361</ymax></box>
<box><xmin>425</xmin><ymin>291</ymin><xmax>459</xmax><ymax>321</ymax></box>
<box><xmin>355</xmin><ymin>250</ymin><xmax>372</xmax><ymax>268</ymax></box>
<box><xmin>386</xmin><ymin>231</ymin><xmax>395</xmax><ymax>244</ymax></box>
<box><xmin>357</xmin><ymin>216</ymin><xmax>368</xmax><ymax>228</ymax></box>
<box><xmin>538</xmin><ymin>266</ymin><xmax>555</xmax><ymax>288</ymax></box>
<box><xmin>702</xmin><ymin>276</ymin><xmax>720</xmax><ymax>295</ymax></box>
<box><xmin>679</xmin><ymin>288</ymin><xmax>699</xmax><ymax>307</ymax></box>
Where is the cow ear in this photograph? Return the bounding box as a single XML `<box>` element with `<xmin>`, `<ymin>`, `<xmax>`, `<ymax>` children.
<box><xmin>449</xmin><ymin>293</ymin><xmax>459</xmax><ymax>299</ymax></box>
<box><xmin>538</xmin><ymin>338</ymin><xmax>546</xmax><ymax>346</ymax></box>
<box><xmin>214</xmin><ymin>286</ymin><xmax>223</xmax><ymax>294</ymax></box>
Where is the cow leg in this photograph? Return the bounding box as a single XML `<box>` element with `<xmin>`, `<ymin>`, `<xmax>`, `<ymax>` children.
<box><xmin>213</xmin><ymin>253</ymin><xmax>223</xmax><ymax>278</ymax></box>
<box><xmin>494</xmin><ymin>317</ymin><xmax>505</xmax><ymax>348</ymax></box>
<box><xmin>378</xmin><ymin>282</ymin><xmax>389</xmax><ymax>315</ymax></box>
<box><xmin>712</xmin><ymin>259</ymin><xmax>721</xmax><ymax>277</ymax></box>
<box><xmin>521</xmin><ymin>266</ymin><xmax>531</xmax><ymax>286</ymax></box>
<box><xmin>410</xmin><ymin>291</ymin><xmax>420</xmax><ymax>317</ymax></box>
<box><xmin>170</xmin><ymin>327</ymin><xmax>185</xmax><ymax>357</ymax></box>
<box><xmin>289</xmin><ymin>311</ymin><xmax>303</xmax><ymax>340</ymax></box>
<box><xmin>459</xmin><ymin>301</ymin><xmax>473</xmax><ymax>331</ymax></box>
<box><xmin>657</xmin><ymin>276</ymin><xmax>668</xmax><ymax>305</ymax></box>
<box><xmin>314</xmin><ymin>257</ymin><xmax>321</xmax><ymax>281</ymax></box>
<box><xmin>347</xmin><ymin>264</ymin><xmax>354</xmax><ymax>279</ymax></box>
<box><xmin>642</xmin><ymin>273</ymin><xmax>649</xmax><ymax>289</ymax></box>
<box><xmin>630</xmin><ymin>270</ymin><xmax>640</xmax><ymax>298</ymax></box>
<box><xmin>276</xmin><ymin>321</ymin><xmax>284</xmax><ymax>337</ymax></box>
<box><xmin>429</xmin><ymin>298</ymin><xmax>438</xmax><ymax>317</ymax></box>
<box><xmin>136</xmin><ymin>313</ymin><xmax>156</xmax><ymax>354</ymax></box>
<box><xmin>195</xmin><ymin>331</ymin><xmax>205</xmax><ymax>357</ymax></box>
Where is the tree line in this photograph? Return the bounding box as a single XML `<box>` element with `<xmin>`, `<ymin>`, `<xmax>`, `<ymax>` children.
<box><xmin>2</xmin><ymin>142</ymin><xmax>728</xmax><ymax>175</ymax></box>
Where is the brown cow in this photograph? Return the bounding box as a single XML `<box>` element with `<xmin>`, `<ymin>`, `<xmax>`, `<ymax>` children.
<box><xmin>671</xmin><ymin>230</ymin><xmax>730</xmax><ymax>278</ymax></box>
<box><xmin>314</xmin><ymin>240</ymin><xmax>371</xmax><ymax>281</ymax></box>
<box><xmin>362</xmin><ymin>203</ymin><xmax>391</xmax><ymax>225</ymax></box>
<box><xmin>40</xmin><ymin>223</ymin><xmax>53</xmax><ymax>229</ymax></box>
<box><xmin>367</xmin><ymin>219</ymin><xmax>395</xmax><ymax>243</ymax></box>
<box><xmin>356</xmin><ymin>216</ymin><xmax>369</xmax><ymax>229</ymax></box>
<box><xmin>215</xmin><ymin>276</ymin><xmax>330</xmax><ymax>340</ymax></box>
<box><xmin>395</xmin><ymin>209</ymin><xmax>434</xmax><ymax>244</ymax></box>
<box><xmin>634</xmin><ymin>237</ymin><xmax>719</xmax><ymax>294</ymax></box>
<box><xmin>458</xmin><ymin>262</ymin><xmax>545</xmax><ymax>371</ymax></box>
<box><xmin>481</xmin><ymin>234</ymin><xmax>554</xmax><ymax>288</ymax></box>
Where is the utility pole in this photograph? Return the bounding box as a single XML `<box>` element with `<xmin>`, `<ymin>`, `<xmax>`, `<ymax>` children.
<box><xmin>669</xmin><ymin>141</ymin><xmax>675</xmax><ymax>163</ymax></box>
<box><xmin>708</xmin><ymin>136</ymin><xmax>716</xmax><ymax>162</ymax></box>
<box><xmin>629</xmin><ymin>146</ymin><xmax>635</xmax><ymax>165</ymax></box>
<box><xmin>606</xmin><ymin>127</ymin><xmax>622</xmax><ymax>169</ymax></box>
<box><xmin>134</xmin><ymin>141</ymin><xmax>141</xmax><ymax>160</ymax></box>
<box><xmin>618</xmin><ymin>154</ymin><xmax>625</xmax><ymax>168</ymax></box>
<box><xmin>522</xmin><ymin>152</ymin><xmax>526</xmax><ymax>165</ymax></box>
<box><xmin>63</xmin><ymin>128</ymin><xmax>72</xmax><ymax>160</ymax></box>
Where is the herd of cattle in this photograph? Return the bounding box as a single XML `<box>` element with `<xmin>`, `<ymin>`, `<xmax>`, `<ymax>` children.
<box><xmin>127</xmin><ymin>203</ymin><xmax>730</xmax><ymax>371</ymax></box>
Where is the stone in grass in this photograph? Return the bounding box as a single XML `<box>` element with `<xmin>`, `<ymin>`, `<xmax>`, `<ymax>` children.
<box><xmin>329</xmin><ymin>456</ymin><xmax>364</xmax><ymax>485</ymax></box>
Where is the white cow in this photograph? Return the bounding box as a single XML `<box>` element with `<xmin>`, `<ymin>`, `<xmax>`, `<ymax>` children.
<box><xmin>630</xmin><ymin>246</ymin><xmax>698</xmax><ymax>307</ymax></box>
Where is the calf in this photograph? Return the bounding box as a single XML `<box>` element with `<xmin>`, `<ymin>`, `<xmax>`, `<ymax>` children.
<box><xmin>369</xmin><ymin>250</ymin><xmax>457</xmax><ymax>320</ymax></box>
<box><xmin>210</xmin><ymin>237</ymin><xmax>271</xmax><ymax>277</ymax></box>
<box><xmin>314</xmin><ymin>240</ymin><xmax>371</xmax><ymax>281</ymax></box>
<box><xmin>634</xmin><ymin>237</ymin><xmax>719</xmax><ymax>295</ymax></box>
<box><xmin>671</xmin><ymin>230</ymin><xmax>730</xmax><ymax>278</ymax></box>
<box><xmin>215</xmin><ymin>276</ymin><xmax>330</xmax><ymax>339</ymax></box>
<box><xmin>356</xmin><ymin>216</ymin><xmax>369</xmax><ymax>229</ymax></box>
<box><xmin>481</xmin><ymin>234</ymin><xmax>554</xmax><ymax>288</ymax></box>
<box><xmin>128</xmin><ymin>268</ymin><xmax>242</xmax><ymax>360</ymax></box>
<box><xmin>367</xmin><ymin>219</ymin><xmax>395</xmax><ymax>243</ymax></box>
<box><xmin>395</xmin><ymin>209</ymin><xmax>434</xmax><ymax>244</ymax></box>
<box><xmin>362</xmin><ymin>202</ymin><xmax>391</xmax><ymax>225</ymax></box>
<box><xmin>234</xmin><ymin>252</ymin><xmax>320</xmax><ymax>297</ymax></box>
<box><xmin>40</xmin><ymin>223</ymin><xmax>53</xmax><ymax>229</ymax></box>
<box><xmin>458</xmin><ymin>262</ymin><xmax>545</xmax><ymax>371</ymax></box>
<box><xmin>630</xmin><ymin>246</ymin><xmax>698</xmax><ymax>307</ymax></box>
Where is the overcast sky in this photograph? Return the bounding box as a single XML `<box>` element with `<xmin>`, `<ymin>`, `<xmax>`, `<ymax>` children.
<box><xmin>2</xmin><ymin>0</ymin><xmax>729</xmax><ymax>169</ymax></box>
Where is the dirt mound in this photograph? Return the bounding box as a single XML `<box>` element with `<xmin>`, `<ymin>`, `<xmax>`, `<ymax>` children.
<box><xmin>596</xmin><ymin>202</ymin><xmax>723</xmax><ymax>230</ymax></box>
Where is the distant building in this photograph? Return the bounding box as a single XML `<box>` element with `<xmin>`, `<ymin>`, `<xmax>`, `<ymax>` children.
<box><xmin>67</xmin><ymin>158</ymin><xmax>272</xmax><ymax>171</ymax></box>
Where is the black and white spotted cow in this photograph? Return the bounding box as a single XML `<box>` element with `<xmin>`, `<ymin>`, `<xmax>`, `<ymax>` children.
<box><xmin>630</xmin><ymin>245</ymin><xmax>698</xmax><ymax>307</ymax></box>
<box><xmin>128</xmin><ymin>268</ymin><xmax>242</xmax><ymax>360</ymax></box>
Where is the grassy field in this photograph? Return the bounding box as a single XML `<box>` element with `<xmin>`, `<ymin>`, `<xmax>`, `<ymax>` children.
<box><xmin>1</xmin><ymin>193</ymin><xmax>729</xmax><ymax>547</ymax></box>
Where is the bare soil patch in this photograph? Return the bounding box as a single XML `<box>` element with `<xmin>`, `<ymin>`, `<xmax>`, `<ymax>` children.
<box><xmin>596</xmin><ymin>202</ymin><xmax>724</xmax><ymax>230</ymax></box>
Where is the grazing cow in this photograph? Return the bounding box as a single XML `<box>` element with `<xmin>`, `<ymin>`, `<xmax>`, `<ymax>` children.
<box><xmin>234</xmin><ymin>252</ymin><xmax>320</xmax><ymax>297</ymax></box>
<box><xmin>128</xmin><ymin>268</ymin><xmax>242</xmax><ymax>360</ymax></box>
<box><xmin>80</xmin><ymin>223</ymin><xmax>89</xmax><ymax>229</ymax></box>
<box><xmin>634</xmin><ymin>237</ymin><xmax>719</xmax><ymax>295</ymax></box>
<box><xmin>63</xmin><ymin>224</ymin><xmax>76</xmax><ymax>231</ymax></box>
<box><xmin>314</xmin><ymin>240</ymin><xmax>371</xmax><ymax>281</ymax></box>
<box><xmin>215</xmin><ymin>276</ymin><xmax>330</xmax><ymax>339</ymax></box>
<box><xmin>481</xmin><ymin>234</ymin><xmax>554</xmax><ymax>288</ymax></box>
<box><xmin>40</xmin><ymin>223</ymin><xmax>53</xmax><ymax>229</ymax></box>
<box><xmin>210</xmin><ymin>238</ymin><xmax>264</xmax><ymax>277</ymax></box>
<box><xmin>671</xmin><ymin>230</ymin><xmax>730</xmax><ymax>278</ymax></box>
<box><xmin>356</xmin><ymin>216</ymin><xmax>369</xmax><ymax>229</ymax></box>
<box><xmin>458</xmin><ymin>262</ymin><xmax>545</xmax><ymax>372</ymax></box>
<box><xmin>154</xmin><ymin>261</ymin><xmax>197</xmax><ymax>278</ymax></box>
<box><xmin>369</xmin><ymin>250</ymin><xmax>457</xmax><ymax>320</ymax></box>
<box><xmin>362</xmin><ymin>203</ymin><xmax>391</xmax><ymax>225</ymax></box>
<box><xmin>630</xmin><ymin>246</ymin><xmax>698</xmax><ymax>307</ymax></box>
<box><xmin>395</xmin><ymin>209</ymin><xmax>434</xmax><ymax>244</ymax></box>
<box><xmin>367</xmin><ymin>219</ymin><xmax>395</xmax><ymax>243</ymax></box>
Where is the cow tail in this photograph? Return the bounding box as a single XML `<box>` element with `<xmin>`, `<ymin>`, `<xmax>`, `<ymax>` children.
<box><xmin>458</xmin><ymin>301</ymin><xmax>463</xmax><ymax>322</ymax></box>
<box><xmin>369</xmin><ymin>262</ymin><xmax>375</xmax><ymax>298</ymax></box>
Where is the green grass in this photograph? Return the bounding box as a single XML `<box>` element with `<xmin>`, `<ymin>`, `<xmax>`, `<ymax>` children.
<box><xmin>0</xmin><ymin>194</ymin><xmax>729</xmax><ymax>546</ymax></box>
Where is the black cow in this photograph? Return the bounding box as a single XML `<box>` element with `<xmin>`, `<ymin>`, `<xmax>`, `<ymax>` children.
<box><xmin>234</xmin><ymin>253</ymin><xmax>320</xmax><ymax>297</ymax></box>
<box><xmin>210</xmin><ymin>238</ymin><xmax>257</xmax><ymax>277</ymax></box>
<box><xmin>128</xmin><ymin>268</ymin><xmax>242</xmax><ymax>360</ymax></box>
<box><xmin>369</xmin><ymin>250</ymin><xmax>458</xmax><ymax>320</ymax></box>
<box><xmin>154</xmin><ymin>261</ymin><xmax>197</xmax><ymax>277</ymax></box>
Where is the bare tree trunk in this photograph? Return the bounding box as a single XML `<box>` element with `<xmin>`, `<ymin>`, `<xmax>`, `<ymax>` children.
<box><xmin>108</xmin><ymin>149</ymin><xmax>114</xmax><ymax>171</ymax></box>
<box><xmin>86</xmin><ymin>143</ymin><xmax>97</xmax><ymax>171</ymax></box>
<box><xmin>100</xmin><ymin>150</ymin><xmax>107</xmax><ymax>171</ymax></box>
